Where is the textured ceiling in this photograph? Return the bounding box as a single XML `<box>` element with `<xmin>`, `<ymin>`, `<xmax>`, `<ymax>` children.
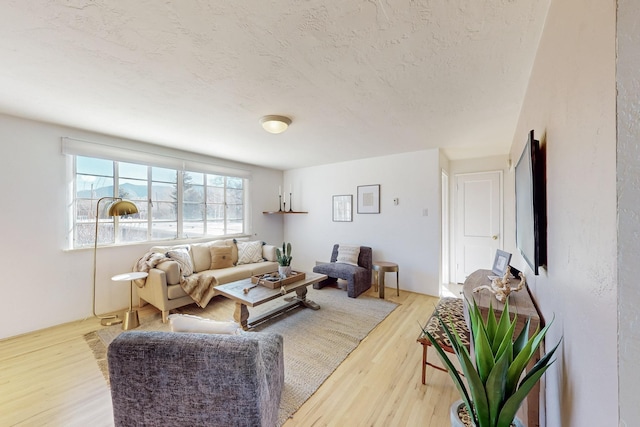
<box><xmin>0</xmin><ymin>0</ymin><xmax>550</xmax><ymax>170</ymax></box>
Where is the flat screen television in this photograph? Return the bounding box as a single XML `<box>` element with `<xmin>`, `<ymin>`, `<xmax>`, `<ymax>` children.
<box><xmin>515</xmin><ymin>130</ymin><xmax>547</xmax><ymax>275</ymax></box>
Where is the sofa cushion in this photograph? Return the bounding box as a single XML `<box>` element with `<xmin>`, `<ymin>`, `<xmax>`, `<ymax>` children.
<box><xmin>336</xmin><ymin>245</ymin><xmax>360</xmax><ymax>266</ymax></box>
<box><xmin>262</xmin><ymin>245</ymin><xmax>277</xmax><ymax>262</ymax></box>
<box><xmin>191</xmin><ymin>240</ymin><xmax>224</xmax><ymax>273</ymax></box>
<box><xmin>190</xmin><ymin>244</ymin><xmax>211</xmax><ymax>273</ymax></box>
<box><xmin>205</xmin><ymin>262</ymin><xmax>278</xmax><ymax>284</ymax></box>
<box><xmin>167</xmin><ymin>248</ymin><xmax>194</xmax><ymax>277</ymax></box>
<box><xmin>210</xmin><ymin>246</ymin><xmax>234</xmax><ymax>269</ymax></box>
<box><xmin>156</xmin><ymin>261</ymin><xmax>181</xmax><ymax>286</ymax></box>
<box><xmin>167</xmin><ymin>283</ymin><xmax>188</xmax><ymax>299</ymax></box>
<box><xmin>203</xmin><ymin>266</ymin><xmax>252</xmax><ymax>285</ymax></box>
<box><xmin>313</xmin><ymin>262</ymin><xmax>367</xmax><ymax>281</ymax></box>
<box><xmin>237</xmin><ymin>240</ymin><xmax>265</xmax><ymax>265</ymax></box>
<box><xmin>168</xmin><ymin>314</ymin><xmax>240</xmax><ymax>334</ymax></box>
<box><xmin>224</xmin><ymin>239</ymin><xmax>240</xmax><ymax>264</ymax></box>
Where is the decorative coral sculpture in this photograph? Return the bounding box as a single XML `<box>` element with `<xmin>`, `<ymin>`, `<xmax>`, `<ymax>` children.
<box><xmin>473</xmin><ymin>271</ymin><xmax>526</xmax><ymax>302</ymax></box>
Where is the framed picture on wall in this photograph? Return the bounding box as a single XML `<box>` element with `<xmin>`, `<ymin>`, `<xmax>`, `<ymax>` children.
<box><xmin>357</xmin><ymin>184</ymin><xmax>380</xmax><ymax>214</ymax></box>
<box><xmin>332</xmin><ymin>195</ymin><xmax>353</xmax><ymax>222</ymax></box>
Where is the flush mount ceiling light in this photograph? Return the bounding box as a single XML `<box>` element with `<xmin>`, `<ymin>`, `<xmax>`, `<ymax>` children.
<box><xmin>260</xmin><ymin>115</ymin><xmax>291</xmax><ymax>134</ymax></box>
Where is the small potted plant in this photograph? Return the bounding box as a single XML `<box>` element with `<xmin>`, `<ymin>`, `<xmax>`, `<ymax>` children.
<box><xmin>422</xmin><ymin>298</ymin><xmax>560</xmax><ymax>427</ymax></box>
<box><xmin>276</xmin><ymin>242</ymin><xmax>292</xmax><ymax>278</ymax></box>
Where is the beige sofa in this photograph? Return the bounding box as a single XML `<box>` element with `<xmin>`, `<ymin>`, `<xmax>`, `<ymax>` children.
<box><xmin>137</xmin><ymin>239</ymin><xmax>279</xmax><ymax>322</ymax></box>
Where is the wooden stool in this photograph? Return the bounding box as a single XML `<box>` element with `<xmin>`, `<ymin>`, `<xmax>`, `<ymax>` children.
<box><xmin>416</xmin><ymin>297</ymin><xmax>470</xmax><ymax>384</ymax></box>
<box><xmin>372</xmin><ymin>261</ymin><xmax>399</xmax><ymax>298</ymax></box>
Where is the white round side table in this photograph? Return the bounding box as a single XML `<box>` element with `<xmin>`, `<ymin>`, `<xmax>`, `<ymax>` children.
<box><xmin>112</xmin><ymin>271</ymin><xmax>148</xmax><ymax>330</ymax></box>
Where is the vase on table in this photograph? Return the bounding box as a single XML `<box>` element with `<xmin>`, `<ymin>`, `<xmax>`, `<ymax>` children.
<box><xmin>278</xmin><ymin>265</ymin><xmax>291</xmax><ymax>278</ymax></box>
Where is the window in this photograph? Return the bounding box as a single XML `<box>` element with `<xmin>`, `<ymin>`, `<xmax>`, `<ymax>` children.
<box><xmin>72</xmin><ymin>155</ymin><xmax>246</xmax><ymax>248</ymax></box>
<box><xmin>151</xmin><ymin>166</ymin><xmax>178</xmax><ymax>240</ymax></box>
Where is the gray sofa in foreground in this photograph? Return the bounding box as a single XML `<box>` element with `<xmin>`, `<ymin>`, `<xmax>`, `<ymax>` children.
<box><xmin>108</xmin><ymin>331</ymin><xmax>284</xmax><ymax>427</ymax></box>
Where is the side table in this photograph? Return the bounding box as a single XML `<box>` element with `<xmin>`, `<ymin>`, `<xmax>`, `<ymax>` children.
<box><xmin>111</xmin><ymin>271</ymin><xmax>148</xmax><ymax>330</ymax></box>
<box><xmin>372</xmin><ymin>261</ymin><xmax>399</xmax><ymax>298</ymax></box>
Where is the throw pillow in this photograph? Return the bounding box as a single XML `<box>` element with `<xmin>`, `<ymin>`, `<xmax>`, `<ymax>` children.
<box><xmin>166</xmin><ymin>248</ymin><xmax>194</xmax><ymax>277</ymax></box>
<box><xmin>210</xmin><ymin>246</ymin><xmax>234</xmax><ymax>269</ymax></box>
<box><xmin>236</xmin><ymin>240</ymin><xmax>264</xmax><ymax>265</ymax></box>
<box><xmin>336</xmin><ymin>245</ymin><xmax>360</xmax><ymax>266</ymax></box>
<box><xmin>168</xmin><ymin>314</ymin><xmax>240</xmax><ymax>335</ymax></box>
<box><xmin>263</xmin><ymin>245</ymin><xmax>277</xmax><ymax>262</ymax></box>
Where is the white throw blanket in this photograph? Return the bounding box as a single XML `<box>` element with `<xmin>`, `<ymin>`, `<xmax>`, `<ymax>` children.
<box><xmin>134</xmin><ymin>252</ymin><xmax>171</xmax><ymax>285</ymax></box>
<box><xmin>133</xmin><ymin>251</ymin><xmax>218</xmax><ymax>308</ymax></box>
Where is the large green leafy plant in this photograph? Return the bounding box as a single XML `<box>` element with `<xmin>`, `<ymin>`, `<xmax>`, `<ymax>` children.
<box><xmin>423</xmin><ymin>299</ymin><xmax>560</xmax><ymax>427</ymax></box>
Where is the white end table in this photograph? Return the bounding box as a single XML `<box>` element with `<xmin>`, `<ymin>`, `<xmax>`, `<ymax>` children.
<box><xmin>111</xmin><ymin>271</ymin><xmax>148</xmax><ymax>330</ymax></box>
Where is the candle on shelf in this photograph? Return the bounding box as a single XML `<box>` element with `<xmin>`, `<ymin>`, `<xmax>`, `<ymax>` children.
<box><xmin>279</xmin><ymin>186</ymin><xmax>282</xmax><ymax>196</ymax></box>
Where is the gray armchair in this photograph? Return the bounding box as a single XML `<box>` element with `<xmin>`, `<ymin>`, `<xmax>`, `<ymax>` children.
<box><xmin>108</xmin><ymin>331</ymin><xmax>284</xmax><ymax>427</ymax></box>
<box><xmin>312</xmin><ymin>244</ymin><xmax>373</xmax><ymax>298</ymax></box>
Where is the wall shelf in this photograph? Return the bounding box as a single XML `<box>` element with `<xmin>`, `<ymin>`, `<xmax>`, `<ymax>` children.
<box><xmin>263</xmin><ymin>211</ymin><xmax>308</xmax><ymax>215</ymax></box>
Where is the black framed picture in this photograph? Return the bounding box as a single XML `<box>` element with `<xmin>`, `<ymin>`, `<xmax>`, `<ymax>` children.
<box><xmin>357</xmin><ymin>184</ymin><xmax>380</xmax><ymax>214</ymax></box>
<box><xmin>491</xmin><ymin>250</ymin><xmax>512</xmax><ymax>277</ymax></box>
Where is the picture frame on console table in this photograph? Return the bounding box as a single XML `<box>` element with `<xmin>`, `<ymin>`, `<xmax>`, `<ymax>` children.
<box><xmin>491</xmin><ymin>249</ymin><xmax>512</xmax><ymax>278</ymax></box>
<box><xmin>357</xmin><ymin>184</ymin><xmax>380</xmax><ymax>214</ymax></box>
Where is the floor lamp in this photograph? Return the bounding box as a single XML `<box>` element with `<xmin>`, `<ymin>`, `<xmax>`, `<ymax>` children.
<box><xmin>93</xmin><ymin>197</ymin><xmax>139</xmax><ymax>326</ymax></box>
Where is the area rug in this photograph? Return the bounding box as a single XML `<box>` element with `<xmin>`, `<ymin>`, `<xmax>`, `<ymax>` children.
<box><xmin>85</xmin><ymin>287</ymin><xmax>398</xmax><ymax>426</ymax></box>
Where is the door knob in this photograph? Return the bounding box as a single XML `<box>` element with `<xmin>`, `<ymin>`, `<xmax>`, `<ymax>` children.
<box><xmin>492</xmin><ymin>235</ymin><xmax>498</xmax><ymax>240</ymax></box>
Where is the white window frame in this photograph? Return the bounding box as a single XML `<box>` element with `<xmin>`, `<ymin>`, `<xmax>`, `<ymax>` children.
<box><xmin>63</xmin><ymin>137</ymin><xmax>250</xmax><ymax>249</ymax></box>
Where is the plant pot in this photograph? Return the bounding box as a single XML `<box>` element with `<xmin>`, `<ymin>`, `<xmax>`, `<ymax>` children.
<box><xmin>450</xmin><ymin>400</ymin><xmax>524</xmax><ymax>427</ymax></box>
<box><xmin>278</xmin><ymin>265</ymin><xmax>292</xmax><ymax>278</ymax></box>
<box><xmin>450</xmin><ymin>400</ymin><xmax>472</xmax><ymax>427</ymax></box>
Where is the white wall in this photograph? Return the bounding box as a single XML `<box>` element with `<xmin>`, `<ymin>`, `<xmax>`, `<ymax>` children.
<box><xmin>507</xmin><ymin>0</ymin><xmax>617</xmax><ymax>425</ymax></box>
<box><xmin>0</xmin><ymin>113</ymin><xmax>283</xmax><ymax>339</ymax></box>
<box><xmin>282</xmin><ymin>149</ymin><xmax>442</xmax><ymax>296</ymax></box>
<box><xmin>616</xmin><ymin>0</ymin><xmax>640</xmax><ymax>424</ymax></box>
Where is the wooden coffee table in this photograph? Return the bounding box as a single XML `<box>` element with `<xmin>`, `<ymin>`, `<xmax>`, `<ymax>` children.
<box><xmin>215</xmin><ymin>271</ymin><xmax>328</xmax><ymax>330</ymax></box>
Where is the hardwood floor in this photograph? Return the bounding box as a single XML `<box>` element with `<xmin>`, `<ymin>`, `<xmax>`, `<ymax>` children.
<box><xmin>0</xmin><ymin>288</ymin><xmax>458</xmax><ymax>426</ymax></box>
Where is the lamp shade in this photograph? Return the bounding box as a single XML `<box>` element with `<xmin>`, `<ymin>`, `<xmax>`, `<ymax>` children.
<box><xmin>260</xmin><ymin>115</ymin><xmax>291</xmax><ymax>134</ymax></box>
<box><xmin>108</xmin><ymin>200</ymin><xmax>138</xmax><ymax>217</ymax></box>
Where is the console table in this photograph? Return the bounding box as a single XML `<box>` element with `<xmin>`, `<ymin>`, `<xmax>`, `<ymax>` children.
<box><xmin>463</xmin><ymin>269</ymin><xmax>542</xmax><ymax>427</ymax></box>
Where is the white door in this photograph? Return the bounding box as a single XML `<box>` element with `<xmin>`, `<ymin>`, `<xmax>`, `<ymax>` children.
<box><xmin>455</xmin><ymin>171</ymin><xmax>503</xmax><ymax>283</ymax></box>
<box><xmin>441</xmin><ymin>170</ymin><xmax>450</xmax><ymax>284</ymax></box>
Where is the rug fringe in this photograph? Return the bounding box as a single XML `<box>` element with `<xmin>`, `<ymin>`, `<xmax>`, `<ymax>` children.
<box><xmin>84</xmin><ymin>331</ymin><xmax>110</xmax><ymax>386</ymax></box>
